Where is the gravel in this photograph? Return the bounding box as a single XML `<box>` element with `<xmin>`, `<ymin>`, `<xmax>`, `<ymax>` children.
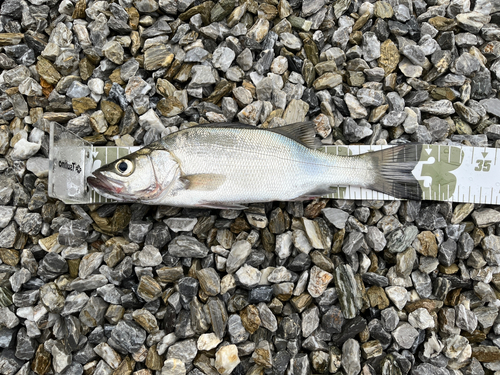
<box><xmin>2</xmin><ymin>0</ymin><xmax>500</xmax><ymax>374</ymax></box>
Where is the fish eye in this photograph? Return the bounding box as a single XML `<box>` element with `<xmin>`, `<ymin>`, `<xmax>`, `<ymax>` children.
<box><xmin>115</xmin><ymin>159</ymin><xmax>134</xmax><ymax>176</ymax></box>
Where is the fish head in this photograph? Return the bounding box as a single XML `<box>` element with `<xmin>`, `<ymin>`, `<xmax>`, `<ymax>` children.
<box><xmin>87</xmin><ymin>147</ymin><xmax>180</xmax><ymax>203</ymax></box>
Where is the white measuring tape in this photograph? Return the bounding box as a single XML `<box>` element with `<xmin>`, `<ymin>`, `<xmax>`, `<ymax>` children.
<box><xmin>48</xmin><ymin>123</ymin><xmax>500</xmax><ymax>205</ymax></box>
<box><xmin>321</xmin><ymin>144</ymin><xmax>498</xmax><ymax>204</ymax></box>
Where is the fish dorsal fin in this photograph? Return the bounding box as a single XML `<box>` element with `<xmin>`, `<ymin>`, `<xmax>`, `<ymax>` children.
<box><xmin>268</xmin><ymin>121</ymin><xmax>322</xmax><ymax>149</ymax></box>
<box><xmin>193</xmin><ymin>121</ymin><xmax>321</xmax><ymax>149</ymax></box>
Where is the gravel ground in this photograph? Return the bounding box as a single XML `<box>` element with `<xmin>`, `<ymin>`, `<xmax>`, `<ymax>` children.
<box><xmin>1</xmin><ymin>0</ymin><xmax>500</xmax><ymax>375</ymax></box>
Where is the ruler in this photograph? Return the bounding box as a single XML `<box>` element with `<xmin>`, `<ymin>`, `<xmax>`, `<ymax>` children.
<box><xmin>320</xmin><ymin>144</ymin><xmax>499</xmax><ymax>204</ymax></box>
<box><xmin>48</xmin><ymin>121</ymin><xmax>500</xmax><ymax>205</ymax></box>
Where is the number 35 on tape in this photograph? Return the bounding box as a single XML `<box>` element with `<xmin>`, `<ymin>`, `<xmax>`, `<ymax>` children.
<box><xmin>320</xmin><ymin>144</ymin><xmax>500</xmax><ymax>204</ymax></box>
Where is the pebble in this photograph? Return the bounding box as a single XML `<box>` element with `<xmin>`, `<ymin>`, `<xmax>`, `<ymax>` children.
<box><xmin>392</xmin><ymin>323</ymin><xmax>419</xmax><ymax>349</ymax></box>
<box><xmin>0</xmin><ymin>1</ymin><xmax>499</xmax><ymax>374</ymax></box>
<box><xmin>215</xmin><ymin>345</ymin><xmax>240</xmax><ymax>375</ymax></box>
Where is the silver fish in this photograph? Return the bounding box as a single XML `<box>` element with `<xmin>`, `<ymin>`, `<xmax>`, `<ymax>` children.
<box><xmin>87</xmin><ymin>122</ymin><xmax>422</xmax><ymax>208</ymax></box>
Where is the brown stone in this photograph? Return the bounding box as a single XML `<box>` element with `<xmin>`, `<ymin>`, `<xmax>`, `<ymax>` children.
<box><xmin>462</xmin><ymin>330</ymin><xmax>487</xmax><ymax>343</ymax></box>
<box><xmin>101</xmin><ymin>100</ymin><xmax>124</xmax><ymax>126</ymax></box>
<box><xmin>367</xmin><ymin>286</ymin><xmax>390</xmax><ymax>309</ymax></box>
<box><xmin>374</xmin><ymin>1</ymin><xmax>394</xmax><ymax>18</ymax></box>
<box><xmin>39</xmin><ymin>77</ymin><xmax>53</xmax><ymax>98</ymax></box>
<box><xmin>113</xmin><ymin>357</ymin><xmax>135</xmax><ymax>375</ymax></box>
<box><xmin>72</xmin><ymin>97</ymin><xmax>97</xmax><ymax>116</ymax></box>
<box><xmin>156</xmin><ymin>78</ymin><xmax>176</xmax><ymax>97</ymax></box>
<box><xmin>430</xmin><ymin>87</ymin><xmax>459</xmax><ymax>101</ymax></box>
<box><xmin>133</xmin><ymin>309</ymin><xmax>159</xmax><ymax>333</ymax></box>
<box><xmin>230</xmin><ymin>217</ymin><xmax>251</xmax><ymax>233</ymax></box>
<box><xmin>30</xmin><ymin>107</ymin><xmax>44</xmax><ymax>124</ymax></box>
<box><xmin>79</xmin><ymin>58</ymin><xmax>96</xmax><ymax>81</ymax></box>
<box><xmin>126</xmin><ymin>35</ymin><xmax>138</xmax><ymax>58</ymax></box>
<box><xmin>72</xmin><ymin>0</ymin><xmax>86</xmax><ymax>18</ymax></box>
<box><xmin>240</xmin><ymin>305</ymin><xmax>261</xmax><ymax>334</ymax></box>
<box><xmin>428</xmin><ymin>16</ymin><xmax>457</xmax><ymax>31</ymax></box>
<box><xmin>352</xmin><ymin>12</ymin><xmax>371</xmax><ymax>31</ymax></box>
<box><xmin>415</xmin><ymin>231</ymin><xmax>438</xmax><ymax>257</ymax></box>
<box><xmin>290</xmin><ymin>292</ymin><xmax>313</xmax><ymax>313</ymax></box>
<box><xmin>157</xmin><ymin>97</ymin><xmax>184</xmax><ymax>117</ymax></box>
<box><xmin>32</xmin><ymin>345</ymin><xmax>51</xmax><ymax>375</ymax></box>
<box><xmin>378</xmin><ymin>40</ymin><xmax>400</xmax><ymax>76</ymax></box>
<box><xmin>331</xmin><ymin>228</ymin><xmax>345</xmax><ymax>254</ymax></box>
<box><xmin>127</xmin><ymin>7</ymin><xmax>140</xmax><ymax>30</ymax></box>
<box><xmin>166</xmin><ymin>59</ymin><xmax>183</xmax><ymax>81</ymax></box>
<box><xmin>350</xmin><ymin>30</ymin><xmax>363</xmax><ymax>45</ymax></box>
<box><xmin>38</xmin><ymin>233</ymin><xmax>58</xmax><ymax>252</ymax></box>
<box><xmin>472</xmin><ymin>346</ymin><xmax>500</xmax><ymax>362</ymax></box>
<box><xmin>369</xmin><ymin>104</ymin><xmax>389</xmax><ymax>122</ymax></box>
<box><xmin>137</xmin><ymin>276</ymin><xmax>162</xmax><ymax>302</ymax></box>
<box><xmin>304</xmin><ymin>199</ymin><xmax>329</xmax><ymax>219</ymax></box>
<box><xmin>405</xmin><ymin>299</ymin><xmax>443</xmax><ymax>314</ymax></box>
<box><xmin>110</xmin><ymin>69</ymin><xmax>126</xmax><ymax>85</ymax></box>
<box><xmin>83</xmin><ymin>134</ymin><xmax>107</xmax><ymax>145</ymax></box>
<box><xmin>179</xmin><ymin>1</ymin><xmax>214</xmax><ymax>24</ymax></box>
<box><xmin>444</xmin><ymin>288</ymin><xmax>462</xmax><ymax>306</ymax></box>
<box><xmin>91</xmin><ymin>205</ymin><xmax>131</xmax><ymax>235</ymax></box>
<box><xmin>0</xmin><ymin>33</ymin><xmax>23</xmax><ymax>46</ymax></box>
<box><xmin>67</xmin><ymin>259</ymin><xmax>80</xmax><ymax>278</ymax></box>
<box><xmin>173</xmin><ymin>62</ymin><xmax>194</xmax><ymax>82</ymax></box>
<box><xmin>439</xmin><ymin>264</ymin><xmax>459</xmax><ymax>274</ymax></box>
<box><xmin>0</xmin><ymin>248</ymin><xmax>19</xmax><ymax>266</ymax></box>
<box><xmin>205</xmin><ymin>79</ymin><xmax>235</xmax><ymax>104</ymax></box>
<box><xmin>144</xmin><ymin>45</ymin><xmax>174</xmax><ymax>71</ymax></box>
<box><xmin>145</xmin><ymin>345</ymin><xmax>162</xmax><ymax>370</ymax></box>
<box><xmin>361</xmin><ymin>340</ymin><xmax>383</xmax><ymax>359</ymax></box>
<box><xmin>37</xmin><ymin>57</ymin><xmax>61</xmax><ymax>85</ymax></box>
<box><xmin>242</xmin><ymin>80</ymin><xmax>256</xmax><ymax>98</ymax></box>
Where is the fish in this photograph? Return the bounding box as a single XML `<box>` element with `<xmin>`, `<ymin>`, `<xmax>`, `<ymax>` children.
<box><xmin>87</xmin><ymin>122</ymin><xmax>423</xmax><ymax>209</ymax></box>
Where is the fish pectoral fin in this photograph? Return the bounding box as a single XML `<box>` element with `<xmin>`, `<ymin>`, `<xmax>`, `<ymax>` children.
<box><xmin>268</xmin><ymin>121</ymin><xmax>322</xmax><ymax>149</ymax></box>
<box><xmin>197</xmin><ymin>202</ymin><xmax>248</xmax><ymax>210</ymax></box>
<box><xmin>181</xmin><ymin>173</ymin><xmax>226</xmax><ymax>191</ymax></box>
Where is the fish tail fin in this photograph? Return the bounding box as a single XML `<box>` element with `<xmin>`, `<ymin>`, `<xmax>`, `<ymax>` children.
<box><xmin>365</xmin><ymin>144</ymin><xmax>423</xmax><ymax>200</ymax></box>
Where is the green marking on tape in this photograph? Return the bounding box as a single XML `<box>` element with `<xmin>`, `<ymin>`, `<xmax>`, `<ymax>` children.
<box><xmin>417</xmin><ymin>145</ymin><xmax>464</xmax><ymax>201</ymax></box>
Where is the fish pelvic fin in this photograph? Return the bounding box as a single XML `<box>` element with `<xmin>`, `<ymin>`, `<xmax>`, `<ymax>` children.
<box><xmin>181</xmin><ymin>173</ymin><xmax>226</xmax><ymax>191</ymax></box>
<box><xmin>269</xmin><ymin>121</ymin><xmax>322</xmax><ymax>149</ymax></box>
<box><xmin>366</xmin><ymin>144</ymin><xmax>423</xmax><ymax>200</ymax></box>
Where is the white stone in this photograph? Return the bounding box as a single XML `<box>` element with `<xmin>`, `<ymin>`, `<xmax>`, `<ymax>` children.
<box><xmin>197</xmin><ymin>333</ymin><xmax>222</xmax><ymax>351</ymax></box>
<box><xmin>408</xmin><ymin>307</ymin><xmax>435</xmax><ymax>329</ymax></box>
<box><xmin>11</xmin><ymin>139</ymin><xmax>41</xmax><ymax>160</ymax></box>
<box><xmin>215</xmin><ymin>345</ymin><xmax>240</xmax><ymax>375</ymax></box>
<box><xmin>385</xmin><ymin>286</ymin><xmax>409</xmax><ymax>310</ymax></box>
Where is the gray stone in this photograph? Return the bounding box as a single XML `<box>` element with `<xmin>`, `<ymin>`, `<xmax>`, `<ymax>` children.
<box><xmin>168</xmin><ymin>235</ymin><xmax>209</xmax><ymax>258</ymax></box>
<box><xmin>392</xmin><ymin>322</ymin><xmax>419</xmax><ymax>349</ymax></box>
<box><xmin>111</xmin><ymin>321</ymin><xmax>146</xmax><ymax>353</ymax></box>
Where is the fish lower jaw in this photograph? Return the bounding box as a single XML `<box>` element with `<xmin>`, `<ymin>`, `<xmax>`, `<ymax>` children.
<box><xmin>89</xmin><ymin>186</ymin><xmax>127</xmax><ymax>202</ymax></box>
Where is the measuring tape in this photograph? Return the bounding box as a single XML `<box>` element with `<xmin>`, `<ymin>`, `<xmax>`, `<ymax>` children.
<box><xmin>321</xmin><ymin>144</ymin><xmax>497</xmax><ymax>204</ymax></box>
<box><xmin>48</xmin><ymin>126</ymin><xmax>500</xmax><ymax>205</ymax></box>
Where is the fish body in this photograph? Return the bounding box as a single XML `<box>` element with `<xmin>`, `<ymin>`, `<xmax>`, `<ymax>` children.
<box><xmin>88</xmin><ymin>122</ymin><xmax>422</xmax><ymax>208</ymax></box>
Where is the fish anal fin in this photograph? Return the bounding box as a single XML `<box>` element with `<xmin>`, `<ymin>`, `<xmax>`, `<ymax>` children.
<box><xmin>182</xmin><ymin>174</ymin><xmax>226</xmax><ymax>191</ymax></box>
<box><xmin>269</xmin><ymin>121</ymin><xmax>322</xmax><ymax>149</ymax></box>
<box><xmin>197</xmin><ymin>202</ymin><xmax>248</xmax><ymax>210</ymax></box>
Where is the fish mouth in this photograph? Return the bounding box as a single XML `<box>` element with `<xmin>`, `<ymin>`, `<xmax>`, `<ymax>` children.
<box><xmin>87</xmin><ymin>172</ymin><xmax>125</xmax><ymax>198</ymax></box>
